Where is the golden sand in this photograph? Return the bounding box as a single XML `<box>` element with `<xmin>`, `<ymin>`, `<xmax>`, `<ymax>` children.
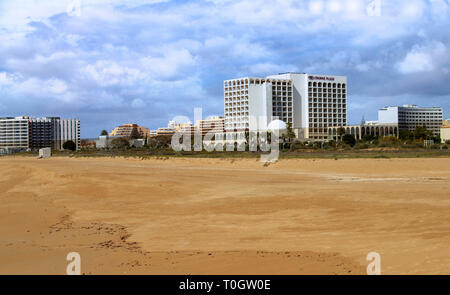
<box><xmin>0</xmin><ymin>157</ymin><xmax>449</xmax><ymax>274</ymax></box>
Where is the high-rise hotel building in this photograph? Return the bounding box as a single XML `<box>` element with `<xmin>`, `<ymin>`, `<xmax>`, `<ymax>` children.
<box><xmin>224</xmin><ymin>73</ymin><xmax>347</xmax><ymax>140</ymax></box>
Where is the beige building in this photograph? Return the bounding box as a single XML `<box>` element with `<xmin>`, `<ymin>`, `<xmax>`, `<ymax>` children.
<box><xmin>110</xmin><ymin>124</ymin><xmax>150</xmax><ymax>138</ymax></box>
<box><xmin>441</xmin><ymin>120</ymin><xmax>450</xmax><ymax>144</ymax></box>
<box><xmin>154</xmin><ymin>127</ymin><xmax>176</xmax><ymax>136</ymax></box>
<box><xmin>195</xmin><ymin>116</ymin><xmax>224</xmax><ymax>137</ymax></box>
<box><xmin>157</xmin><ymin>117</ymin><xmax>224</xmax><ymax>137</ymax></box>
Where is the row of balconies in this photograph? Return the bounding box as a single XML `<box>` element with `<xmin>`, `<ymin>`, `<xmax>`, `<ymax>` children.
<box><xmin>309</xmin><ymin>98</ymin><xmax>346</xmax><ymax>103</ymax></box>
<box><xmin>310</xmin><ymin>88</ymin><xmax>346</xmax><ymax>93</ymax></box>
<box><xmin>272</xmin><ymin>113</ymin><xmax>293</xmax><ymax>118</ymax></box>
<box><xmin>225</xmin><ymin>96</ymin><xmax>249</xmax><ymax>101</ymax></box>
<box><xmin>225</xmin><ymin>112</ymin><xmax>249</xmax><ymax>116</ymax></box>
<box><xmin>309</xmin><ymin>104</ymin><xmax>345</xmax><ymax>108</ymax></box>
<box><xmin>310</xmin><ymin>107</ymin><xmax>347</xmax><ymax>112</ymax></box>
<box><xmin>225</xmin><ymin>106</ymin><xmax>249</xmax><ymax>110</ymax></box>
<box><xmin>225</xmin><ymin>104</ymin><xmax>249</xmax><ymax>108</ymax></box>
<box><xmin>224</xmin><ymin>85</ymin><xmax>249</xmax><ymax>91</ymax></box>
<box><xmin>273</xmin><ymin>103</ymin><xmax>292</xmax><ymax>107</ymax></box>
<box><xmin>273</xmin><ymin>107</ymin><xmax>293</xmax><ymax>111</ymax></box>
<box><xmin>399</xmin><ymin>117</ymin><xmax>443</xmax><ymax>120</ymax></box>
<box><xmin>272</xmin><ymin>86</ymin><xmax>292</xmax><ymax>90</ymax></box>
<box><xmin>272</xmin><ymin>92</ymin><xmax>292</xmax><ymax>97</ymax></box>
<box><xmin>310</xmin><ymin>113</ymin><xmax>347</xmax><ymax>117</ymax></box>
<box><xmin>309</xmin><ymin>93</ymin><xmax>347</xmax><ymax>99</ymax></box>
<box><xmin>308</xmin><ymin>82</ymin><xmax>346</xmax><ymax>88</ymax></box>
<box><xmin>225</xmin><ymin>91</ymin><xmax>249</xmax><ymax>96</ymax></box>
<box><xmin>310</xmin><ymin>117</ymin><xmax>347</xmax><ymax>121</ymax></box>
<box><xmin>225</xmin><ymin>114</ymin><xmax>250</xmax><ymax>118</ymax></box>
<box><xmin>225</xmin><ymin>100</ymin><xmax>249</xmax><ymax>104</ymax></box>
<box><xmin>273</xmin><ymin>98</ymin><xmax>292</xmax><ymax>102</ymax></box>
<box><xmin>309</xmin><ymin>122</ymin><xmax>346</xmax><ymax>128</ymax></box>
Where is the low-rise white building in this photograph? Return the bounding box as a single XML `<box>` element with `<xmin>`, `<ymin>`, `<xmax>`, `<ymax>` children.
<box><xmin>378</xmin><ymin>105</ymin><xmax>443</xmax><ymax>136</ymax></box>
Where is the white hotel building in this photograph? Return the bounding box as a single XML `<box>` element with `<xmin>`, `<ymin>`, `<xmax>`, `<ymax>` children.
<box><xmin>223</xmin><ymin>73</ymin><xmax>347</xmax><ymax>141</ymax></box>
<box><xmin>378</xmin><ymin>105</ymin><xmax>443</xmax><ymax>136</ymax></box>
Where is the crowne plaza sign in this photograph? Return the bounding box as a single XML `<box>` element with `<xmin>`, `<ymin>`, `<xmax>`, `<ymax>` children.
<box><xmin>308</xmin><ymin>75</ymin><xmax>335</xmax><ymax>81</ymax></box>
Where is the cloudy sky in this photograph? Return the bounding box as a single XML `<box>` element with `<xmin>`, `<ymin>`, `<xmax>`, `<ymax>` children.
<box><xmin>0</xmin><ymin>0</ymin><xmax>449</xmax><ymax>137</ymax></box>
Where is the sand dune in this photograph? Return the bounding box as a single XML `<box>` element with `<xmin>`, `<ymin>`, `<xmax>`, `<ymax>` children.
<box><xmin>0</xmin><ymin>156</ymin><xmax>449</xmax><ymax>274</ymax></box>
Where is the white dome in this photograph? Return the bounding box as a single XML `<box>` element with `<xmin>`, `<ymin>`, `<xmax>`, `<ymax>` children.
<box><xmin>267</xmin><ymin>120</ymin><xmax>286</xmax><ymax>130</ymax></box>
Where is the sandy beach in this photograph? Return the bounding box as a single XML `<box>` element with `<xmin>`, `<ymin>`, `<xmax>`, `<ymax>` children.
<box><xmin>0</xmin><ymin>156</ymin><xmax>449</xmax><ymax>274</ymax></box>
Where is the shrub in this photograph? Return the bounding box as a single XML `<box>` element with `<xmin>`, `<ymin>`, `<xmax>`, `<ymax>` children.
<box><xmin>355</xmin><ymin>143</ymin><xmax>369</xmax><ymax>149</ymax></box>
<box><xmin>62</xmin><ymin>140</ymin><xmax>77</xmax><ymax>151</ymax></box>
<box><xmin>342</xmin><ymin>134</ymin><xmax>356</xmax><ymax>147</ymax></box>
<box><xmin>110</xmin><ymin>137</ymin><xmax>129</xmax><ymax>149</ymax></box>
<box><xmin>380</xmin><ymin>136</ymin><xmax>400</xmax><ymax>147</ymax></box>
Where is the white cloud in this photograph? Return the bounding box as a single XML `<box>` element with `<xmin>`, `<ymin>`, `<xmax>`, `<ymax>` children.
<box><xmin>0</xmin><ymin>0</ymin><xmax>449</xmax><ymax>136</ymax></box>
<box><xmin>430</xmin><ymin>0</ymin><xmax>450</xmax><ymax>20</ymax></box>
<box><xmin>82</xmin><ymin>60</ymin><xmax>146</xmax><ymax>86</ymax></box>
<box><xmin>397</xmin><ymin>42</ymin><xmax>447</xmax><ymax>74</ymax></box>
<box><xmin>48</xmin><ymin>79</ymin><xmax>68</xmax><ymax>94</ymax></box>
<box><xmin>140</xmin><ymin>49</ymin><xmax>196</xmax><ymax>80</ymax></box>
<box><xmin>398</xmin><ymin>52</ymin><xmax>433</xmax><ymax>74</ymax></box>
<box><xmin>0</xmin><ymin>72</ymin><xmax>14</xmax><ymax>85</ymax></box>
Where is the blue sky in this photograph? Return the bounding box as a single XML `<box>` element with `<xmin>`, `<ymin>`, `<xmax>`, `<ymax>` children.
<box><xmin>0</xmin><ymin>0</ymin><xmax>449</xmax><ymax>137</ymax></box>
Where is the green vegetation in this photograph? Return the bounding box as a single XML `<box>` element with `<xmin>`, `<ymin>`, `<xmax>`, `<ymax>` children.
<box><xmin>62</xmin><ymin>140</ymin><xmax>76</xmax><ymax>151</ymax></box>
<box><xmin>8</xmin><ymin>126</ymin><xmax>450</xmax><ymax>160</ymax></box>
<box><xmin>110</xmin><ymin>137</ymin><xmax>130</xmax><ymax>148</ymax></box>
<box><xmin>342</xmin><ymin>134</ymin><xmax>356</xmax><ymax>147</ymax></box>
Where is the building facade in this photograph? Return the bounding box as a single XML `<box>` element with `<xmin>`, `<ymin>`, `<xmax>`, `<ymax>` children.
<box><xmin>441</xmin><ymin>120</ymin><xmax>450</xmax><ymax>144</ymax></box>
<box><xmin>378</xmin><ymin>105</ymin><xmax>443</xmax><ymax>136</ymax></box>
<box><xmin>328</xmin><ymin>123</ymin><xmax>399</xmax><ymax>141</ymax></box>
<box><xmin>57</xmin><ymin>119</ymin><xmax>81</xmax><ymax>150</ymax></box>
<box><xmin>0</xmin><ymin>117</ymin><xmax>30</xmax><ymax>150</ymax></box>
<box><xmin>29</xmin><ymin>117</ymin><xmax>56</xmax><ymax>150</ymax></box>
<box><xmin>110</xmin><ymin>124</ymin><xmax>150</xmax><ymax>139</ymax></box>
<box><xmin>224</xmin><ymin>73</ymin><xmax>347</xmax><ymax>141</ymax></box>
<box><xmin>195</xmin><ymin>116</ymin><xmax>224</xmax><ymax>137</ymax></box>
<box><xmin>0</xmin><ymin>116</ymin><xmax>80</xmax><ymax>151</ymax></box>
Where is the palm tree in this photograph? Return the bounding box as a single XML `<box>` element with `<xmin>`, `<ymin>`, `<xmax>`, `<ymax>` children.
<box><xmin>286</xmin><ymin>122</ymin><xmax>296</xmax><ymax>142</ymax></box>
<box><xmin>337</xmin><ymin>127</ymin><xmax>346</xmax><ymax>142</ymax></box>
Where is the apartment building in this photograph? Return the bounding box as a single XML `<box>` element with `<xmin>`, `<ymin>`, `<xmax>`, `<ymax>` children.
<box><xmin>0</xmin><ymin>116</ymin><xmax>81</xmax><ymax>151</ymax></box>
<box><xmin>441</xmin><ymin>119</ymin><xmax>450</xmax><ymax>144</ymax></box>
<box><xmin>57</xmin><ymin>118</ymin><xmax>81</xmax><ymax>150</ymax></box>
<box><xmin>195</xmin><ymin>116</ymin><xmax>224</xmax><ymax>137</ymax></box>
<box><xmin>110</xmin><ymin>124</ymin><xmax>151</xmax><ymax>139</ymax></box>
<box><xmin>378</xmin><ymin>105</ymin><xmax>443</xmax><ymax>136</ymax></box>
<box><xmin>224</xmin><ymin>73</ymin><xmax>347</xmax><ymax>141</ymax></box>
<box><xmin>154</xmin><ymin>127</ymin><xmax>176</xmax><ymax>136</ymax></box>
<box><xmin>0</xmin><ymin>117</ymin><xmax>30</xmax><ymax>150</ymax></box>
